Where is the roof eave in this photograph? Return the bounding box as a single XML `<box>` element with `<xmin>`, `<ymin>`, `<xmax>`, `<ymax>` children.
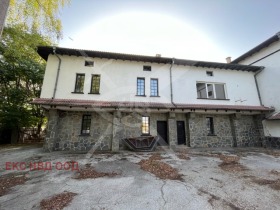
<box><xmin>232</xmin><ymin>33</ymin><xmax>280</xmax><ymax>64</ymax></box>
<box><xmin>37</xmin><ymin>46</ymin><xmax>263</xmax><ymax>72</ymax></box>
<box><xmin>31</xmin><ymin>98</ymin><xmax>274</xmax><ymax>112</ymax></box>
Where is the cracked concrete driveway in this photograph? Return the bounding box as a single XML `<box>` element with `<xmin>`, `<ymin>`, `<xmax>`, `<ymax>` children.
<box><xmin>0</xmin><ymin>145</ymin><xmax>280</xmax><ymax>210</ymax></box>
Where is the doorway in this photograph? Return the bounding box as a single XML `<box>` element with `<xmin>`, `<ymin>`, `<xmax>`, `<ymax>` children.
<box><xmin>177</xmin><ymin>121</ymin><xmax>186</xmax><ymax>145</ymax></box>
<box><xmin>157</xmin><ymin>121</ymin><xmax>168</xmax><ymax>145</ymax></box>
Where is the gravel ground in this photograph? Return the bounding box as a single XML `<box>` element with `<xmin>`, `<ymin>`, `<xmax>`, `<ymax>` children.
<box><xmin>0</xmin><ymin>145</ymin><xmax>280</xmax><ymax>210</ymax></box>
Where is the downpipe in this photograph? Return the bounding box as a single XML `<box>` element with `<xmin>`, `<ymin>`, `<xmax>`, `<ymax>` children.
<box><xmin>254</xmin><ymin>67</ymin><xmax>264</xmax><ymax>106</ymax></box>
<box><xmin>52</xmin><ymin>46</ymin><xmax>61</xmax><ymax>99</ymax></box>
<box><xmin>169</xmin><ymin>58</ymin><xmax>175</xmax><ymax>107</ymax></box>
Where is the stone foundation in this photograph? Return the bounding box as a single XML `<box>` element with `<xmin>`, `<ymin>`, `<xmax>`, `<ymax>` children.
<box><xmin>234</xmin><ymin>115</ymin><xmax>264</xmax><ymax>147</ymax></box>
<box><xmin>53</xmin><ymin>111</ymin><xmax>113</xmax><ymax>151</ymax></box>
<box><xmin>44</xmin><ymin>110</ymin><xmax>265</xmax><ymax>151</ymax></box>
<box><xmin>264</xmin><ymin>136</ymin><xmax>280</xmax><ymax>148</ymax></box>
<box><xmin>189</xmin><ymin>114</ymin><xmax>234</xmax><ymax>148</ymax></box>
<box><xmin>189</xmin><ymin>114</ymin><xmax>264</xmax><ymax>148</ymax></box>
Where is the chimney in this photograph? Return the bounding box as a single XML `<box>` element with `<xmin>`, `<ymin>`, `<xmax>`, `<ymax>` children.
<box><xmin>226</xmin><ymin>57</ymin><xmax>231</xmax><ymax>63</ymax></box>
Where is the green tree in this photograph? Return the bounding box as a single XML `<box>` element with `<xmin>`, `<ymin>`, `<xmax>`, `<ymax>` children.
<box><xmin>0</xmin><ymin>1</ymin><xmax>70</xmax><ymax>143</ymax></box>
<box><xmin>7</xmin><ymin>0</ymin><xmax>70</xmax><ymax>41</ymax></box>
<box><xmin>0</xmin><ymin>25</ymin><xmax>50</xmax><ymax>143</ymax></box>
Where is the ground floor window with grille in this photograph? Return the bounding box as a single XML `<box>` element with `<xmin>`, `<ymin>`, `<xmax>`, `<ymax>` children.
<box><xmin>206</xmin><ymin>117</ymin><xmax>215</xmax><ymax>135</ymax></box>
<box><xmin>141</xmin><ymin>116</ymin><xmax>150</xmax><ymax>135</ymax></box>
<box><xmin>81</xmin><ymin>115</ymin><xmax>91</xmax><ymax>135</ymax></box>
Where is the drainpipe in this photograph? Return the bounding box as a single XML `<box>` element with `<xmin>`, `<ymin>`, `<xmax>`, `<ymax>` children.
<box><xmin>169</xmin><ymin>58</ymin><xmax>175</xmax><ymax>106</ymax></box>
<box><xmin>52</xmin><ymin>46</ymin><xmax>61</xmax><ymax>99</ymax></box>
<box><xmin>254</xmin><ymin>67</ymin><xmax>264</xmax><ymax>106</ymax></box>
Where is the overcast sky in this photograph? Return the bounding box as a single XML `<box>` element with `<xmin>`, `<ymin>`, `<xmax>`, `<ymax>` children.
<box><xmin>59</xmin><ymin>0</ymin><xmax>280</xmax><ymax>62</ymax></box>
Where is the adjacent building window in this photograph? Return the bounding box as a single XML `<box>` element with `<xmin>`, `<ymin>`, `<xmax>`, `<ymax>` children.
<box><xmin>90</xmin><ymin>75</ymin><xmax>100</xmax><ymax>94</ymax></box>
<box><xmin>137</xmin><ymin>78</ymin><xmax>145</xmax><ymax>96</ymax></box>
<box><xmin>150</xmin><ymin>79</ymin><xmax>158</xmax><ymax>96</ymax></box>
<box><xmin>74</xmin><ymin>74</ymin><xmax>85</xmax><ymax>93</ymax></box>
<box><xmin>206</xmin><ymin>71</ymin><xmax>213</xmax><ymax>76</ymax></box>
<box><xmin>143</xmin><ymin>65</ymin><xmax>151</xmax><ymax>71</ymax></box>
<box><xmin>206</xmin><ymin>117</ymin><xmax>214</xmax><ymax>135</ymax></box>
<box><xmin>196</xmin><ymin>82</ymin><xmax>226</xmax><ymax>99</ymax></box>
<box><xmin>85</xmin><ymin>61</ymin><xmax>94</xmax><ymax>67</ymax></box>
<box><xmin>81</xmin><ymin>115</ymin><xmax>91</xmax><ymax>135</ymax></box>
<box><xmin>141</xmin><ymin>116</ymin><xmax>150</xmax><ymax>135</ymax></box>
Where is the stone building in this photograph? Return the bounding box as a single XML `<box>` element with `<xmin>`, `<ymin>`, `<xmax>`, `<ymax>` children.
<box><xmin>33</xmin><ymin>46</ymin><xmax>273</xmax><ymax>151</ymax></box>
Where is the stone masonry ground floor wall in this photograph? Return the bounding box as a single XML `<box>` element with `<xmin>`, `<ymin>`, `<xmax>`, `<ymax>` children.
<box><xmin>45</xmin><ymin>111</ymin><xmax>113</xmax><ymax>151</ymax></box>
<box><xmin>262</xmin><ymin>120</ymin><xmax>280</xmax><ymax>149</ymax></box>
<box><xmin>44</xmin><ymin>109</ymin><xmax>265</xmax><ymax>151</ymax></box>
<box><xmin>189</xmin><ymin>114</ymin><xmax>234</xmax><ymax>147</ymax></box>
<box><xmin>264</xmin><ymin>137</ymin><xmax>280</xmax><ymax>149</ymax></box>
<box><xmin>189</xmin><ymin>114</ymin><xmax>264</xmax><ymax>148</ymax></box>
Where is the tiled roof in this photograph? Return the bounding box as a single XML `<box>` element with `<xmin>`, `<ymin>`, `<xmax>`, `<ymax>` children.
<box><xmin>32</xmin><ymin>98</ymin><xmax>273</xmax><ymax>112</ymax></box>
<box><xmin>266</xmin><ymin>112</ymin><xmax>280</xmax><ymax>120</ymax></box>
<box><xmin>37</xmin><ymin>46</ymin><xmax>263</xmax><ymax>72</ymax></box>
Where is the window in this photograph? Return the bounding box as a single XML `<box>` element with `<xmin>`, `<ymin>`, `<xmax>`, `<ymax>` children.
<box><xmin>81</xmin><ymin>115</ymin><xmax>91</xmax><ymax>135</ymax></box>
<box><xmin>150</xmin><ymin>79</ymin><xmax>158</xmax><ymax>96</ymax></box>
<box><xmin>206</xmin><ymin>117</ymin><xmax>214</xmax><ymax>135</ymax></box>
<box><xmin>74</xmin><ymin>74</ymin><xmax>85</xmax><ymax>93</ymax></box>
<box><xmin>85</xmin><ymin>61</ymin><xmax>94</xmax><ymax>67</ymax></box>
<box><xmin>215</xmin><ymin>84</ymin><xmax>226</xmax><ymax>99</ymax></box>
<box><xmin>90</xmin><ymin>75</ymin><xmax>100</xmax><ymax>94</ymax></box>
<box><xmin>196</xmin><ymin>82</ymin><xmax>226</xmax><ymax>99</ymax></box>
<box><xmin>206</xmin><ymin>71</ymin><xmax>213</xmax><ymax>76</ymax></box>
<box><xmin>207</xmin><ymin>84</ymin><xmax>214</xmax><ymax>99</ymax></box>
<box><xmin>143</xmin><ymin>65</ymin><xmax>151</xmax><ymax>71</ymax></box>
<box><xmin>137</xmin><ymin>78</ymin><xmax>145</xmax><ymax>96</ymax></box>
<box><xmin>142</xmin><ymin>116</ymin><xmax>150</xmax><ymax>135</ymax></box>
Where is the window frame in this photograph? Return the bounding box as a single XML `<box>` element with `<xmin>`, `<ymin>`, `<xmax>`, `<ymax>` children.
<box><xmin>141</xmin><ymin>116</ymin><xmax>150</xmax><ymax>135</ymax></box>
<box><xmin>143</xmin><ymin>65</ymin><xmax>151</xmax><ymax>71</ymax></box>
<box><xmin>206</xmin><ymin>117</ymin><xmax>215</xmax><ymax>135</ymax></box>
<box><xmin>85</xmin><ymin>61</ymin><xmax>94</xmax><ymax>67</ymax></box>
<box><xmin>73</xmin><ymin>73</ymin><xmax>85</xmax><ymax>93</ymax></box>
<box><xmin>206</xmin><ymin>71</ymin><xmax>213</xmax><ymax>76</ymax></box>
<box><xmin>81</xmin><ymin>114</ymin><xmax>91</xmax><ymax>135</ymax></box>
<box><xmin>89</xmin><ymin>74</ymin><xmax>101</xmax><ymax>94</ymax></box>
<box><xmin>136</xmin><ymin>77</ymin><xmax>146</xmax><ymax>96</ymax></box>
<box><xmin>150</xmin><ymin>78</ymin><xmax>159</xmax><ymax>97</ymax></box>
<box><xmin>196</xmin><ymin>82</ymin><xmax>227</xmax><ymax>100</ymax></box>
